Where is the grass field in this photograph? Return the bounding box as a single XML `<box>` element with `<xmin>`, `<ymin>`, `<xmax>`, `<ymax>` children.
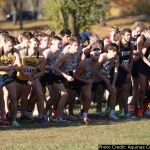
<box><xmin>0</xmin><ymin>104</ymin><xmax>150</xmax><ymax>150</ymax></box>
<box><xmin>0</xmin><ymin>18</ymin><xmax>150</xmax><ymax>150</ymax></box>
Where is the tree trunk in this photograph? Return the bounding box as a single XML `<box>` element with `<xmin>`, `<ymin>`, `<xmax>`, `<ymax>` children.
<box><xmin>12</xmin><ymin>0</ymin><xmax>18</xmax><ymax>25</ymax></box>
<box><xmin>100</xmin><ymin>11</ymin><xmax>106</xmax><ymax>26</ymax></box>
<box><xmin>56</xmin><ymin>0</ymin><xmax>67</xmax><ymax>29</ymax></box>
<box><xmin>68</xmin><ymin>10</ymin><xmax>79</xmax><ymax>34</ymax></box>
<box><xmin>12</xmin><ymin>10</ymin><xmax>17</xmax><ymax>25</ymax></box>
<box><xmin>68</xmin><ymin>14</ymin><xmax>74</xmax><ymax>33</ymax></box>
<box><xmin>19</xmin><ymin>0</ymin><xmax>23</xmax><ymax>29</ymax></box>
<box><xmin>31</xmin><ymin>0</ymin><xmax>39</xmax><ymax>20</ymax></box>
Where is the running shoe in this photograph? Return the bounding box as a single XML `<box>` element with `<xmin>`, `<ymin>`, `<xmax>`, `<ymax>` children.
<box><xmin>125</xmin><ymin>113</ymin><xmax>137</xmax><ymax>119</ymax></box>
<box><xmin>55</xmin><ymin>118</ymin><xmax>68</xmax><ymax>123</ymax></box>
<box><xmin>144</xmin><ymin>109</ymin><xmax>150</xmax><ymax>117</ymax></box>
<box><xmin>128</xmin><ymin>104</ymin><xmax>134</xmax><ymax>112</ymax></box>
<box><xmin>39</xmin><ymin>118</ymin><xmax>46</xmax><ymax>125</ymax></box>
<box><xmin>118</xmin><ymin>111</ymin><xmax>125</xmax><ymax>117</ymax></box>
<box><xmin>137</xmin><ymin>108</ymin><xmax>143</xmax><ymax>117</ymax></box>
<box><xmin>43</xmin><ymin>115</ymin><xmax>50</xmax><ymax>122</ymax></box>
<box><xmin>0</xmin><ymin>111</ymin><xmax>6</xmax><ymax>117</ymax></box>
<box><xmin>52</xmin><ymin>108</ymin><xmax>58</xmax><ymax>118</ymax></box>
<box><xmin>63</xmin><ymin>108</ymin><xmax>69</xmax><ymax>116</ymax></box>
<box><xmin>108</xmin><ymin>114</ymin><xmax>119</xmax><ymax>121</ymax></box>
<box><xmin>12</xmin><ymin>121</ymin><xmax>21</xmax><ymax>127</ymax></box>
<box><xmin>83</xmin><ymin>116</ymin><xmax>92</xmax><ymax>123</ymax></box>
<box><xmin>0</xmin><ymin>119</ymin><xmax>10</xmax><ymax>125</ymax></box>
<box><xmin>104</xmin><ymin>107</ymin><xmax>110</xmax><ymax>115</ymax></box>
<box><xmin>95</xmin><ymin>110</ymin><xmax>105</xmax><ymax>117</ymax></box>
<box><xmin>25</xmin><ymin>111</ymin><xmax>34</xmax><ymax>121</ymax></box>
<box><xmin>6</xmin><ymin>116</ymin><xmax>12</xmax><ymax>123</ymax></box>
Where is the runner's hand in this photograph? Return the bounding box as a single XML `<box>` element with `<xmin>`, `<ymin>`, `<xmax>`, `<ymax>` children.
<box><xmin>65</xmin><ymin>74</ymin><xmax>74</xmax><ymax>82</ymax></box>
<box><xmin>111</xmin><ymin>85</ymin><xmax>117</xmax><ymax>93</ymax></box>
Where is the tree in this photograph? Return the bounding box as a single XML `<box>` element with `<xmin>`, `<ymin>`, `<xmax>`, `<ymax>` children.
<box><xmin>11</xmin><ymin>0</ymin><xmax>24</xmax><ymax>29</ymax></box>
<box><xmin>44</xmin><ymin>0</ymin><xmax>112</xmax><ymax>33</ymax></box>
<box><xmin>31</xmin><ymin>0</ymin><xmax>39</xmax><ymax>19</ymax></box>
<box><xmin>11</xmin><ymin>0</ymin><xmax>18</xmax><ymax>25</ymax></box>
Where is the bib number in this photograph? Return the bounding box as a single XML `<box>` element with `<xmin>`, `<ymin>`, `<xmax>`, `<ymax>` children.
<box><xmin>122</xmin><ymin>60</ymin><xmax>129</xmax><ymax>67</ymax></box>
<box><xmin>100</xmin><ymin>69</ymin><xmax>110</xmax><ymax>79</ymax></box>
<box><xmin>24</xmin><ymin>67</ymin><xmax>35</xmax><ymax>75</ymax></box>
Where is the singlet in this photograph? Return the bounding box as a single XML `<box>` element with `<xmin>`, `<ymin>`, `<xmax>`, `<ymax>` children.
<box><xmin>93</xmin><ymin>53</ymin><xmax>115</xmax><ymax>82</ymax></box>
<box><xmin>17</xmin><ymin>48</ymin><xmax>40</xmax><ymax>80</ymax></box>
<box><xmin>118</xmin><ymin>40</ymin><xmax>131</xmax><ymax>69</ymax></box>
<box><xmin>46</xmin><ymin>49</ymin><xmax>61</xmax><ymax>73</ymax></box>
<box><xmin>131</xmin><ymin>35</ymin><xmax>142</xmax><ymax>61</ymax></box>
<box><xmin>80</xmin><ymin>58</ymin><xmax>98</xmax><ymax>79</ymax></box>
<box><xmin>54</xmin><ymin>52</ymin><xmax>80</xmax><ymax>76</ymax></box>
<box><xmin>131</xmin><ymin>37</ymin><xmax>137</xmax><ymax>50</ymax></box>
<box><xmin>0</xmin><ymin>47</ymin><xmax>16</xmax><ymax>75</ymax></box>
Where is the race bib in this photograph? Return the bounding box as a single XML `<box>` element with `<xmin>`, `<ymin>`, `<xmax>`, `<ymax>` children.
<box><xmin>122</xmin><ymin>60</ymin><xmax>129</xmax><ymax>67</ymax></box>
<box><xmin>24</xmin><ymin>66</ymin><xmax>35</xmax><ymax>75</ymax></box>
<box><xmin>100</xmin><ymin>69</ymin><xmax>110</xmax><ymax>79</ymax></box>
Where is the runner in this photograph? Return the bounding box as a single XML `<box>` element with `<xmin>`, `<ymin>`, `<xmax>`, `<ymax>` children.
<box><xmin>0</xmin><ymin>34</ymin><xmax>22</xmax><ymax>127</ymax></box>
<box><xmin>115</xmin><ymin>28</ymin><xmax>136</xmax><ymax>119</ymax></box>
<box><xmin>15</xmin><ymin>37</ymin><xmax>46</xmax><ymax>124</ymax></box>
<box><xmin>92</xmin><ymin>43</ymin><xmax>119</xmax><ymax>120</ymax></box>
<box><xmin>53</xmin><ymin>36</ymin><xmax>80</xmax><ymax>122</ymax></box>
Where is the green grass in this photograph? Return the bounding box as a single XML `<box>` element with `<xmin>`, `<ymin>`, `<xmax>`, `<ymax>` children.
<box><xmin>0</xmin><ymin>104</ymin><xmax>150</xmax><ymax>150</ymax></box>
<box><xmin>0</xmin><ymin>118</ymin><xmax>150</xmax><ymax>150</ymax></box>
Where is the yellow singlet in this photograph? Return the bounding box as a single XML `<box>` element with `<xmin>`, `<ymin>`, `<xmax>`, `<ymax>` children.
<box><xmin>0</xmin><ymin>48</ymin><xmax>16</xmax><ymax>75</ymax></box>
<box><xmin>17</xmin><ymin>50</ymin><xmax>40</xmax><ymax>80</ymax></box>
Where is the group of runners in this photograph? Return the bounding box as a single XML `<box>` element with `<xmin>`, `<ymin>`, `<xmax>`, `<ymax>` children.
<box><xmin>0</xmin><ymin>20</ymin><xmax>150</xmax><ymax>127</ymax></box>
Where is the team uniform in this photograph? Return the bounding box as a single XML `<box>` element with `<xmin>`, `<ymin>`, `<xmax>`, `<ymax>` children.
<box><xmin>16</xmin><ymin>48</ymin><xmax>40</xmax><ymax>84</ymax></box>
<box><xmin>0</xmin><ymin>48</ymin><xmax>15</xmax><ymax>86</ymax></box>
<box><xmin>53</xmin><ymin>52</ymin><xmax>80</xmax><ymax>85</ymax></box>
<box><xmin>92</xmin><ymin>53</ymin><xmax>115</xmax><ymax>92</ymax></box>
<box><xmin>116</xmin><ymin>40</ymin><xmax>131</xmax><ymax>87</ymax></box>
<box><xmin>40</xmin><ymin>49</ymin><xmax>61</xmax><ymax>86</ymax></box>
<box><xmin>69</xmin><ymin>58</ymin><xmax>98</xmax><ymax>91</ymax></box>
